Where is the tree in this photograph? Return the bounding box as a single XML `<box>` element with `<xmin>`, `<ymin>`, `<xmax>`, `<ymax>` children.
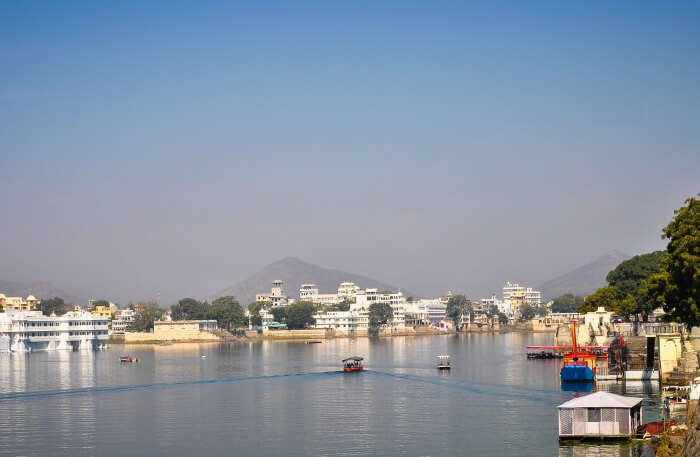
<box><xmin>551</xmin><ymin>294</ymin><xmax>585</xmax><ymax>313</ymax></box>
<box><xmin>285</xmin><ymin>301</ymin><xmax>317</xmax><ymax>329</ymax></box>
<box><xmin>38</xmin><ymin>297</ymin><xmax>70</xmax><ymax>316</ymax></box>
<box><xmin>606</xmin><ymin>251</ymin><xmax>665</xmax><ymax>320</ymax></box>
<box><xmin>332</xmin><ymin>299</ymin><xmax>353</xmax><ymax>312</ymax></box>
<box><xmin>577</xmin><ymin>286</ymin><xmax>619</xmax><ymax>314</ymax></box>
<box><xmin>519</xmin><ymin>303</ymin><xmax>536</xmax><ymax>320</ymax></box>
<box><xmin>247</xmin><ymin>301</ymin><xmax>268</xmax><ymax>326</ymax></box>
<box><xmin>171</xmin><ymin>298</ymin><xmax>209</xmax><ymax>320</ymax></box>
<box><xmin>445</xmin><ymin>295</ymin><xmax>470</xmax><ymax>327</ymax></box>
<box><xmin>271</xmin><ymin>306</ymin><xmax>287</xmax><ymax>323</ymax></box>
<box><xmin>208</xmin><ymin>296</ymin><xmax>245</xmax><ymax>330</ymax></box>
<box><xmin>369</xmin><ymin>302</ymin><xmax>393</xmax><ymax>327</ymax></box>
<box><xmin>643</xmin><ymin>195</ymin><xmax>700</xmax><ymax>326</ymax></box>
<box><xmin>128</xmin><ymin>303</ymin><xmax>164</xmax><ymax>332</ymax></box>
<box><xmin>497</xmin><ymin>312</ymin><xmax>509</xmax><ymax>326</ymax></box>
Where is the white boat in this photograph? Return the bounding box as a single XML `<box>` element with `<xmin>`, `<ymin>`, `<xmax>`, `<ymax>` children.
<box><xmin>437</xmin><ymin>355</ymin><xmax>451</xmax><ymax>370</ymax></box>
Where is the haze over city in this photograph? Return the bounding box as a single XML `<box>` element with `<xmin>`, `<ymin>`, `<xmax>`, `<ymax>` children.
<box><xmin>1</xmin><ymin>2</ymin><xmax>698</xmax><ymax>304</ymax></box>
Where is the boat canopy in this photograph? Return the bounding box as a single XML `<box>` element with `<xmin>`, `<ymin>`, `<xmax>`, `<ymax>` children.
<box><xmin>342</xmin><ymin>356</ymin><xmax>363</xmax><ymax>362</ymax></box>
<box><xmin>437</xmin><ymin>355</ymin><xmax>450</xmax><ymax>360</ymax></box>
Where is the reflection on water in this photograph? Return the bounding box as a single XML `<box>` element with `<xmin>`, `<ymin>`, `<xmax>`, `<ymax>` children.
<box><xmin>0</xmin><ymin>334</ymin><xmax>662</xmax><ymax>457</ymax></box>
<box><xmin>559</xmin><ymin>443</ymin><xmax>654</xmax><ymax>457</ymax></box>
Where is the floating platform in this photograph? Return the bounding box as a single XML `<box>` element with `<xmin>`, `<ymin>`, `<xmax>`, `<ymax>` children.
<box><xmin>625</xmin><ymin>369</ymin><xmax>659</xmax><ymax>381</ymax></box>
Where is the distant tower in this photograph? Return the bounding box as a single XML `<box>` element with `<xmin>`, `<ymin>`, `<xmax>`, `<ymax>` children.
<box><xmin>271</xmin><ymin>280</ymin><xmax>284</xmax><ymax>298</ymax></box>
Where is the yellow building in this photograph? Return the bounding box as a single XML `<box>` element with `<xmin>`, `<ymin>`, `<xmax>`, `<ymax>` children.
<box><xmin>0</xmin><ymin>293</ymin><xmax>40</xmax><ymax>311</ymax></box>
<box><xmin>91</xmin><ymin>304</ymin><xmax>117</xmax><ymax>319</ymax></box>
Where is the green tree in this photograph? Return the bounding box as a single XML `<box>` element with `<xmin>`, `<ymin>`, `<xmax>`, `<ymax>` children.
<box><xmin>271</xmin><ymin>306</ymin><xmax>287</xmax><ymax>323</ymax></box>
<box><xmin>247</xmin><ymin>301</ymin><xmax>268</xmax><ymax>326</ymax></box>
<box><xmin>369</xmin><ymin>302</ymin><xmax>393</xmax><ymax>327</ymax></box>
<box><xmin>445</xmin><ymin>295</ymin><xmax>471</xmax><ymax>327</ymax></box>
<box><xmin>551</xmin><ymin>294</ymin><xmax>585</xmax><ymax>313</ymax></box>
<box><xmin>519</xmin><ymin>303</ymin><xmax>536</xmax><ymax>320</ymax></box>
<box><xmin>497</xmin><ymin>312</ymin><xmax>508</xmax><ymax>325</ymax></box>
<box><xmin>285</xmin><ymin>301</ymin><xmax>317</xmax><ymax>329</ymax></box>
<box><xmin>38</xmin><ymin>297</ymin><xmax>70</xmax><ymax>316</ymax></box>
<box><xmin>643</xmin><ymin>195</ymin><xmax>700</xmax><ymax>326</ymax></box>
<box><xmin>577</xmin><ymin>286</ymin><xmax>619</xmax><ymax>313</ymax></box>
<box><xmin>128</xmin><ymin>303</ymin><xmax>164</xmax><ymax>332</ymax></box>
<box><xmin>606</xmin><ymin>251</ymin><xmax>665</xmax><ymax>299</ymax></box>
<box><xmin>171</xmin><ymin>298</ymin><xmax>209</xmax><ymax>320</ymax></box>
<box><xmin>208</xmin><ymin>296</ymin><xmax>245</xmax><ymax>330</ymax></box>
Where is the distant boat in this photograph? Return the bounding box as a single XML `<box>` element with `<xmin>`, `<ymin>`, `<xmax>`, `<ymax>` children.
<box><xmin>120</xmin><ymin>356</ymin><xmax>138</xmax><ymax>363</ymax></box>
<box><xmin>342</xmin><ymin>356</ymin><xmax>364</xmax><ymax>372</ymax></box>
<box><xmin>201</xmin><ymin>355</ymin><xmax>207</xmax><ymax>359</ymax></box>
<box><xmin>437</xmin><ymin>355</ymin><xmax>451</xmax><ymax>370</ymax></box>
<box><xmin>306</xmin><ymin>340</ymin><xmax>322</xmax><ymax>344</ymax></box>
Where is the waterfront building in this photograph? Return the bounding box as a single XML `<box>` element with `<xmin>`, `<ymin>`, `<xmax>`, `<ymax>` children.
<box><xmin>256</xmin><ymin>280</ymin><xmax>295</xmax><ymax>307</ymax></box>
<box><xmin>502</xmin><ymin>282</ymin><xmax>542</xmax><ymax>306</ymax></box>
<box><xmin>354</xmin><ymin>288</ymin><xmax>405</xmax><ymax>328</ymax></box>
<box><xmin>313</xmin><ymin>310</ymin><xmax>369</xmax><ymax>331</ymax></box>
<box><xmin>0</xmin><ymin>310</ymin><xmax>109</xmax><ymax>352</ymax></box>
<box><xmin>0</xmin><ymin>293</ymin><xmax>40</xmax><ymax>312</ymax></box>
<box><xmin>124</xmin><ymin>319</ymin><xmax>218</xmax><ymax>342</ymax></box>
<box><xmin>298</xmin><ymin>284</ymin><xmax>341</xmax><ymax>305</ymax></box>
<box><xmin>405</xmin><ymin>299</ymin><xmax>447</xmax><ymax>326</ymax></box>
<box><xmin>480</xmin><ymin>294</ymin><xmax>511</xmax><ymax>314</ymax></box>
<box><xmin>111</xmin><ymin>309</ymin><xmax>135</xmax><ymax>335</ymax></box>
<box><xmin>260</xmin><ymin>308</ymin><xmax>275</xmax><ymax>329</ymax></box>
<box><xmin>337</xmin><ymin>282</ymin><xmax>359</xmax><ymax>299</ymax></box>
<box><xmin>557</xmin><ymin>392</ymin><xmax>642</xmax><ymax>439</ymax></box>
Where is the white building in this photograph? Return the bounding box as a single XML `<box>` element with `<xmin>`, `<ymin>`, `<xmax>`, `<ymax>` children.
<box><xmin>481</xmin><ymin>294</ymin><xmax>511</xmax><ymax>315</ymax></box>
<box><xmin>405</xmin><ymin>299</ymin><xmax>447</xmax><ymax>326</ymax></box>
<box><xmin>353</xmin><ymin>288</ymin><xmax>405</xmax><ymax>328</ymax></box>
<box><xmin>502</xmin><ymin>282</ymin><xmax>542</xmax><ymax>307</ymax></box>
<box><xmin>0</xmin><ymin>310</ymin><xmax>109</xmax><ymax>352</ymax></box>
<box><xmin>337</xmin><ymin>282</ymin><xmax>359</xmax><ymax>299</ymax></box>
<box><xmin>313</xmin><ymin>310</ymin><xmax>369</xmax><ymax>331</ymax></box>
<box><xmin>255</xmin><ymin>280</ymin><xmax>295</xmax><ymax>308</ymax></box>
<box><xmin>111</xmin><ymin>309</ymin><xmax>135</xmax><ymax>335</ymax></box>
<box><xmin>298</xmin><ymin>284</ymin><xmax>341</xmax><ymax>305</ymax></box>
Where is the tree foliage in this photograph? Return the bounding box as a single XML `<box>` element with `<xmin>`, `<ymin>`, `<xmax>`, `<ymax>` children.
<box><xmin>606</xmin><ymin>251</ymin><xmax>665</xmax><ymax>299</ymax></box>
<box><xmin>171</xmin><ymin>298</ymin><xmax>209</xmax><ymax>320</ymax></box>
<box><xmin>445</xmin><ymin>295</ymin><xmax>471</xmax><ymax>326</ymax></box>
<box><xmin>551</xmin><ymin>294</ymin><xmax>584</xmax><ymax>313</ymax></box>
<box><xmin>208</xmin><ymin>296</ymin><xmax>245</xmax><ymax>330</ymax></box>
<box><xmin>642</xmin><ymin>195</ymin><xmax>700</xmax><ymax>326</ymax></box>
<box><xmin>38</xmin><ymin>296</ymin><xmax>70</xmax><ymax>316</ymax></box>
<box><xmin>271</xmin><ymin>306</ymin><xmax>287</xmax><ymax>323</ymax></box>
<box><xmin>369</xmin><ymin>302</ymin><xmax>393</xmax><ymax>327</ymax></box>
<box><xmin>247</xmin><ymin>301</ymin><xmax>268</xmax><ymax>326</ymax></box>
<box><xmin>285</xmin><ymin>301</ymin><xmax>317</xmax><ymax>329</ymax></box>
<box><xmin>128</xmin><ymin>303</ymin><xmax>164</xmax><ymax>332</ymax></box>
<box><xmin>577</xmin><ymin>286</ymin><xmax>619</xmax><ymax>313</ymax></box>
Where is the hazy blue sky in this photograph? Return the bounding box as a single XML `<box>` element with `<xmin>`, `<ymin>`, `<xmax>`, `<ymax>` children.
<box><xmin>1</xmin><ymin>1</ymin><xmax>698</xmax><ymax>304</ymax></box>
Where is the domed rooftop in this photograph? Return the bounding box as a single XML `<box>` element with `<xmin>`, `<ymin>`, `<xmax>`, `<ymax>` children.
<box><xmin>26</xmin><ymin>295</ymin><xmax>36</xmax><ymax>301</ymax></box>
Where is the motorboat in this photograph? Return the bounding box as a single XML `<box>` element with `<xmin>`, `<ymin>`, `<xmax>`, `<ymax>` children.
<box><xmin>437</xmin><ymin>355</ymin><xmax>451</xmax><ymax>370</ymax></box>
<box><xmin>120</xmin><ymin>356</ymin><xmax>138</xmax><ymax>363</ymax></box>
<box><xmin>342</xmin><ymin>356</ymin><xmax>364</xmax><ymax>372</ymax></box>
<box><xmin>560</xmin><ymin>324</ymin><xmax>596</xmax><ymax>382</ymax></box>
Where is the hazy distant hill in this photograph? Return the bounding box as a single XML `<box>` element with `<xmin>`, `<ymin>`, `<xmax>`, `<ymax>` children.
<box><xmin>212</xmin><ymin>257</ymin><xmax>408</xmax><ymax>306</ymax></box>
<box><xmin>537</xmin><ymin>250</ymin><xmax>630</xmax><ymax>300</ymax></box>
<box><xmin>0</xmin><ymin>279</ymin><xmax>83</xmax><ymax>304</ymax></box>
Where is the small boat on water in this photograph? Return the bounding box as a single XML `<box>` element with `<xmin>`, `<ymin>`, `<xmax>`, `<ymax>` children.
<box><xmin>437</xmin><ymin>355</ymin><xmax>451</xmax><ymax>370</ymax></box>
<box><xmin>306</xmin><ymin>340</ymin><xmax>322</xmax><ymax>344</ymax></box>
<box><xmin>342</xmin><ymin>356</ymin><xmax>364</xmax><ymax>372</ymax></box>
<box><xmin>120</xmin><ymin>356</ymin><xmax>138</xmax><ymax>363</ymax></box>
<box><xmin>560</xmin><ymin>324</ymin><xmax>596</xmax><ymax>382</ymax></box>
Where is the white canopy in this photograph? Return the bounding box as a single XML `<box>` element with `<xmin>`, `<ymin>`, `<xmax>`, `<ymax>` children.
<box><xmin>558</xmin><ymin>391</ymin><xmax>642</xmax><ymax>409</ymax></box>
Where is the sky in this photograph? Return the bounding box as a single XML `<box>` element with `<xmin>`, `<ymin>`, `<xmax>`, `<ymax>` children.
<box><xmin>1</xmin><ymin>1</ymin><xmax>699</xmax><ymax>305</ymax></box>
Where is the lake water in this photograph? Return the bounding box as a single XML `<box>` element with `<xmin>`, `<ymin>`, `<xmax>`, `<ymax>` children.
<box><xmin>0</xmin><ymin>333</ymin><xmax>663</xmax><ymax>457</ymax></box>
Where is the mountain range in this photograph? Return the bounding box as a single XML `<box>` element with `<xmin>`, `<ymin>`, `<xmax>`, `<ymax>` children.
<box><xmin>0</xmin><ymin>279</ymin><xmax>84</xmax><ymax>304</ymax></box>
<box><xmin>211</xmin><ymin>257</ymin><xmax>409</xmax><ymax>306</ymax></box>
<box><xmin>537</xmin><ymin>250</ymin><xmax>630</xmax><ymax>301</ymax></box>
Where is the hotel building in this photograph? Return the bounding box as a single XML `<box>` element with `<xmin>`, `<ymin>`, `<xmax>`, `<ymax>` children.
<box><xmin>0</xmin><ymin>310</ymin><xmax>109</xmax><ymax>352</ymax></box>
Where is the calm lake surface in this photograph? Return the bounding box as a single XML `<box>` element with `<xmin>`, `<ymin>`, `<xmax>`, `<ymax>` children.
<box><xmin>0</xmin><ymin>333</ymin><xmax>663</xmax><ymax>457</ymax></box>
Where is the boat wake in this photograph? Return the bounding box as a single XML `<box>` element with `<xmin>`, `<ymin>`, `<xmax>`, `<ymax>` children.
<box><xmin>0</xmin><ymin>370</ymin><xmax>343</xmax><ymax>402</ymax></box>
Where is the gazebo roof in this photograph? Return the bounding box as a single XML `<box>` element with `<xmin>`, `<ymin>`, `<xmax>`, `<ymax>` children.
<box><xmin>558</xmin><ymin>391</ymin><xmax>642</xmax><ymax>409</ymax></box>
